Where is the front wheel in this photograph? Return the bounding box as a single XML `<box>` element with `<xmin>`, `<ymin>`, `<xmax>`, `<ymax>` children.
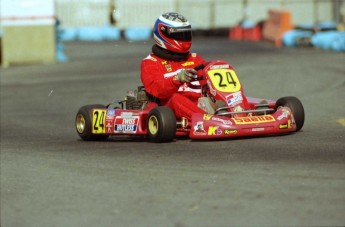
<box><xmin>275</xmin><ymin>96</ymin><xmax>305</xmax><ymax>131</ymax></box>
<box><xmin>75</xmin><ymin>104</ymin><xmax>109</xmax><ymax>141</ymax></box>
<box><xmin>147</xmin><ymin>107</ymin><xmax>176</xmax><ymax>143</ymax></box>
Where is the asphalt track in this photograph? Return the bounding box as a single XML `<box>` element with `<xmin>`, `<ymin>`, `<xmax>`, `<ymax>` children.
<box><xmin>1</xmin><ymin>38</ymin><xmax>345</xmax><ymax>227</ymax></box>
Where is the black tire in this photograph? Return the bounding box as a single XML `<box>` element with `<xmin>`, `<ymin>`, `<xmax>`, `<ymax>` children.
<box><xmin>147</xmin><ymin>106</ymin><xmax>176</xmax><ymax>142</ymax></box>
<box><xmin>275</xmin><ymin>96</ymin><xmax>305</xmax><ymax>131</ymax></box>
<box><xmin>75</xmin><ymin>104</ymin><xmax>109</xmax><ymax>141</ymax></box>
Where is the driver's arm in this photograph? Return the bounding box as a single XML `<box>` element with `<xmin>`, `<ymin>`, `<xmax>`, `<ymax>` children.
<box><xmin>141</xmin><ymin>59</ymin><xmax>181</xmax><ymax>100</ymax></box>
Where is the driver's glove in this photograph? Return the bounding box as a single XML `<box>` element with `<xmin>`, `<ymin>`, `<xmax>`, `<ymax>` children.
<box><xmin>177</xmin><ymin>68</ymin><xmax>197</xmax><ymax>83</ymax></box>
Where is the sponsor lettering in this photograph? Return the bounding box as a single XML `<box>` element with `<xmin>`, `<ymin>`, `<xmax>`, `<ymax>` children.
<box><xmin>226</xmin><ymin>91</ymin><xmax>243</xmax><ymax>107</ymax></box>
<box><xmin>121</xmin><ymin>112</ymin><xmax>132</xmax><ymax>116</ymax></box>
<box><xmin>224</xmin><ymin>129</ymin><xmax>237</xmax><ymax>135</ymax></box>
<box><xmin>115</xmin><ymin>124</ymin><xmax>136</xmax><ymax>132</ymax></box>
<box><xmin>208</xmin><ymin>126</ymin><xmax>222</xmax><ymax>135</ymax></box>
<box><xmin>203</xmin><ymin>115</ymin><xmax>233</xmax><ymax>125</ymax></box>
<box><xmin>114</xmin><ymin>116</ymin><xmax>139</xmax><ymax>133</ymax></box>
<box><xmin>181</xmin><ymin>61</ymin><xmax>195</xmax><ymax>67</ymax></box>
<box><xmin>234</xmin><ymin>115</ymin><xmax>275</xmax><ymax>124</ymax></box>
<box><xmin>211</xmin><ymin>117</ymin><xmax>232</xmax><ymax>125</ymax></box>
<box><xmin>252</xmin><ymin>128</ymin><xmax>265</xmax><ymax>131</ymax></box>
<box><xmin>210</xmin><ymin>64</ymin><xmax>229</xmax><ymax>69</ymax></box>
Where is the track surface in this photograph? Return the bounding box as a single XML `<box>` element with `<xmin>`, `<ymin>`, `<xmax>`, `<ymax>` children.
<box><xmin>1</xmin><ymin>38</ymin><xmax>345</xmax><ymax>227</ymax></box>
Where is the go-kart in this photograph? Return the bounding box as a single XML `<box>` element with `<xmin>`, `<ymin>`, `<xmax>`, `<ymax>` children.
<box><xmin>75</xmin><ymin>60</ymin><xmax>304</xmax><ymax>142</ymax></box>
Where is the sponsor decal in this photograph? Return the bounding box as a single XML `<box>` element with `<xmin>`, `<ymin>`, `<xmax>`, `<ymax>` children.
<box><xmin>279</xmin><ymin>120</ymin><xmax>292</xmax><ymax>129</ymax></box>
<box><xmin>226</xmin><ymin>91</ymin><xmax>243</xmax><ymax>107</ymax></box>
<box><xmin>181</xmin><ymin>61</ymin><xmax>194</xmax><ymax>67</ymax></box>
<box><xmin>121</xmin><ymin>112</ymin><xmax>135</xmax><ymax>117</ymax></box>
<box><xmin>277</xmin><ymin>108</ymin><xmax>291</xmax><ymax>120</ymax></box>
<box><xmin>161</xmin><ymin>61</ymin><xmax>167</xmax><ymax>65</ymax></box>
<box><xmin>193</xmin><ymin>121</ymin><xmax>207</xmax><ymax>135</ymax></box>
<box><xmin>224</xmin><ymin>129</ymin><xmax>237</xmax><ymax>135</ymax></box>
<box><xmin>208</xmin><ymin>126</ymin><xmax>222</xmax><ymax>135</ymax></box>
<box><xmin>106</xmin><ymin>109</ymin><xmax>116</xmax><ymax>120</ymax></box>
<box><xmin>211</xmin><ymin>117</ymin><xmax>232</xmax><ymax>125</ymax></box>
<box><xmin>203</xmin><ymin>115</ymin><xmax>233</xmax><ymax>125</ymax></box>
<box><xmin>210</xmin><ymin>64</ymin><xmax>229</xmax><ymax>69</ymax></box>
<box><xmin>234</xmin><ymin>115</ymin><xmax>275</xmax><ymax>124</ymax></box>
<box><xmin>279</xmin><ymin>124</ymin><xmax>288</xmax><ymax>129</ymax></box>
<box><xmin>252</xmin><ymin>128</ymin><xmax>265</xmax><ymax>132</ymax></box>
<box><xmin>165</xmin><ymin>64</ymin><xmax>172</xmax><ymax>72</ymax></box>
<box><xmin>114</xmin><ymin>116</ymin><xmax>139</xmax><ymax>133</ymax></box>
<box><xmin>106</xmin><ymin>120</ymin><xmax>114</xmax><ymax>133</ymax></box>
<box><xmin>203</xmin><ymin>114</ymin><xmax>212</xmax><ymax>120</ymax></box>
<box><xmin>107</xmin><ymin>109</ymin><xmax>115</xmax><ymax>115</ymax></box>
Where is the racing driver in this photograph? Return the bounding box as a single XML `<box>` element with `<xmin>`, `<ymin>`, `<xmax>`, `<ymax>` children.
<box><xmin>141</xmin><ymin>12</ymin><xmax>208</xmax><ymax>120</ymax></box>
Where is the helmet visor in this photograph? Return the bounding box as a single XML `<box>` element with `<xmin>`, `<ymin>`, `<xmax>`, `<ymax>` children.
<box><xmin>162</xmin><ymin>25</ymin><xmax>192</xmax><ymax>41</ymax></box>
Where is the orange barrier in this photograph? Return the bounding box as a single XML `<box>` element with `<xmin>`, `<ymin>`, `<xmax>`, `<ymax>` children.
<box><xmin>243</xmin><ymin>26</ymin><xmax>262</xmax><ymax>41</ymax></box>
<box><xmin>229</xmin><ymin>25</ymin><xmax>243</xmax><ymax>40</ymax></box>
<box><xmin>229</xmin><ymin>25</ymin><xmax>262</xmax><ymax>41</ymax></box>
<box><xmin>262</xmin><ymin>9</ymin><xmax>293</xmax><ymax>47</ymax></box>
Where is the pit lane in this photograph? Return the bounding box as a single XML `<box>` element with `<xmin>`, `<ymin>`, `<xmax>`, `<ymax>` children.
<box><xmin>1</xmin><ymin>38</ymin><xmax>344</xmax><ymax>226</ymax></box>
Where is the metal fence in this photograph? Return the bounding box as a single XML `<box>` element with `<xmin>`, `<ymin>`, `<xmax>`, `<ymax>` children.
<box><xmin>55</xmin><ymin>0</ymin><xmax>343</xmax><ymax>29</ymax></box>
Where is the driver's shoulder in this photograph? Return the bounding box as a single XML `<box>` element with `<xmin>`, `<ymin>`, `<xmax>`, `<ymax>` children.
<box><xmin>188</xmin><ymin>52</ymin><xmax>205</xmax><ymax>64</ymax></box>
<box><xmin>143</xmin><ymin>54</ymin><xmax>158</xmax><ymax>62</ymax></box>
<box><xmin>189</xmin><ymin>52</ymin><xmax>203</xmax><ymax>60</ymax></box>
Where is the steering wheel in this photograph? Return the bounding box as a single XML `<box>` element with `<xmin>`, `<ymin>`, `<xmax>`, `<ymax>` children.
<box><xmin>186</xmin><ymin>64</ymin><xmax>205</xmax><ymax>89</ymax></box>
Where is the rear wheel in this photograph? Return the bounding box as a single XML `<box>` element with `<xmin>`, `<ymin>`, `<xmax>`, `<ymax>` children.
<box><xmin>76</xmin><ymin>104</ymin><xmax>109</xmax><ymax>141</ymax></box>
<box><xmin>147</xmin><ymin>107</ymin><xmax>176</xmax><ymax>142</ymax></box>
<box><xmin>275</xmin><ymin>96</ymin><xmax>305</xmax><ymax>131</ymax></box>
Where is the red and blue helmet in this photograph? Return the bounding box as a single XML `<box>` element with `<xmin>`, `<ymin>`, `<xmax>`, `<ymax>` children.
<box><xmin>153</xmin><ymin>12</ymin><xmax>192</xmax><ymax>53</ymax></box>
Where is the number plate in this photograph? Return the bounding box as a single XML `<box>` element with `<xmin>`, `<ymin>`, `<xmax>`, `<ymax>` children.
<box><xmin>208</xmin><ymin>69</ymin><xmax>241</xmax><ymax>93</ymax></box>
<box><xmin>92</xmin><ymin>109</ymin><xmax>106</xmax><ymax>134</ymax></box>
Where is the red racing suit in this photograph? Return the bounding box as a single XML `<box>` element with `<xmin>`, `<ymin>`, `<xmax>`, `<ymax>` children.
<box><xmin>141</xmin><ymin>52</ymin><xmax>207</xmax><ymax>120</ymax></box>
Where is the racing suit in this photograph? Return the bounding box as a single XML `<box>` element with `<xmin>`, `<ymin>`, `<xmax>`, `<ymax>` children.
<box><xmin>141</xmin><ymin>45</ymin><xmax>207</xmax><ymax>120</ymax></box>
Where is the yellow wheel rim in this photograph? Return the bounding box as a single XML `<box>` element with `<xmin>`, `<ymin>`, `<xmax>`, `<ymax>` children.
<box><xmin>148</xmin><ymin>115</ymin><xmax>159</xmax><ymax>135</ymax></box>
<box><xmin>76</xmin><ymin>114</ymin><xmax>86</xmax><ymax>133</ymax></box>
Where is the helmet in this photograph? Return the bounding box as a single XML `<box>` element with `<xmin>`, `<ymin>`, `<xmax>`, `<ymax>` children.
<box><xmin>153</xmin><ymin>12</ymin><xmax>192</xmax><ymax>53</ymax></box>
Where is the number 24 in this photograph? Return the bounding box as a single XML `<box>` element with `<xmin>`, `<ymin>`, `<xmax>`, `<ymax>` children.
<box><xmin>214</xmin><ymin>71</ymin><xmax>237</xmax><ymax>87</ymax></box>
<box><xmin>94</xmin><ymin>111</ymin><xmax>105</xmax><ymax>131</ymax></box>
